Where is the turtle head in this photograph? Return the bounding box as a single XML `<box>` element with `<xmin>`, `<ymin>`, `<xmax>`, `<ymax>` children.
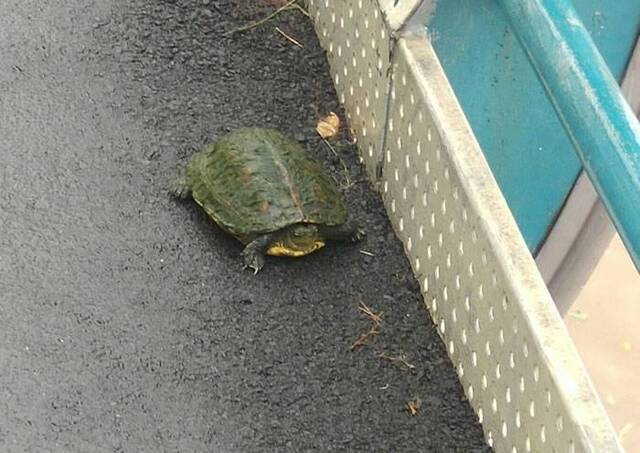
<box><xmin>266</xmin><ymin>224</ymin><xmax>325</xmax><ymax>257</ymax></box>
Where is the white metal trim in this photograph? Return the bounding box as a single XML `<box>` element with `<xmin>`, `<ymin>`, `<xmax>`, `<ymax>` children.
<box><xmin>378</xmin><ymin>0</ymin><xmax>434</xmax><ymax>32</ymax></box>
<box><xmin>389</xmin><ymin>33</ymin><xmax>621</xmax><ymax>453</ymax></box>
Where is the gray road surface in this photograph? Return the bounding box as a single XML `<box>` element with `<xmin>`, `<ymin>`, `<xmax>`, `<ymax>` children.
<box><xmin>0</xmin><ymin>1</ymin><xmax>489</xmax><ymax>451</ymax></box>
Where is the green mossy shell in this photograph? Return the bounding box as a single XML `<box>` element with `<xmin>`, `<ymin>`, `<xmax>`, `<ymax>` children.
<box><xmin>185</xmin><ymin>128</ymin><xmax>348</xmax><ymax>240</ymax></box>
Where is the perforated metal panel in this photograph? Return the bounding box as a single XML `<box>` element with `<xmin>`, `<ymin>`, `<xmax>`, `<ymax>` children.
<box><xmin>385</xmin><ymin>36</ymin><xmax>621</xmax><ymax>453</ymax></box>
<box><xmin>309</xmin><ymin>1</ymin><xmax>622</xmax><ymax>452</ymax></box>
<box><xmin>309</xmin><ymin>0</ymin><xmax>391</xmax><ymax>180</ymax></box>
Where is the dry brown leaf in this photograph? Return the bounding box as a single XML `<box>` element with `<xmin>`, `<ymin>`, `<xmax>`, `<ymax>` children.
<box><xmin>316</xmin><ymin>112</ymin><xmax>340</xmax><ymax>139</ymax></box>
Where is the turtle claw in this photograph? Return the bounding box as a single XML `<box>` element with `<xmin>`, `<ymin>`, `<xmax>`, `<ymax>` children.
<box><xmin>169</xmin><ymin>177</ymin><xmax>191</xmax><ymax>200</ymax></box>
<box><xmin>242</xmin><ymin>264</ymin><xmax>260</xmax><ymax>275</ymax></box>
<box><xmin>242</xmin><ymin>249</ymin><xmax>265</xmax><ymax>275</ymax></box>
<box><xmin>350</xmin><ymin>227</ymin><xmax>366</xmax><ymax>243</ymax></box>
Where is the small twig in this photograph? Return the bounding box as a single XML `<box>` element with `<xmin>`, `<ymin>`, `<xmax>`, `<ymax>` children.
<box><xmin>378</xmin><ymin>352</ymin><xmax>416</xmax><ymax>371</ymax></box>
<box><xmin>358</xmin><ymin>301</ymin><xmax>383</xmax><ymax>326</ymax></box>
<box><xmin>351</xmin><ymin>301</ymin><xmax>383</xmax><ymax>350</ymax></box>
<box><xmin>275</xmin><ymin>27</ymin><xmax>304</xmax><ymax>48</ymax></box>
<box><xmin>321</xmin><ymin>138</ymin><xmax>352</xmax><ymax>190</ymax></box>
<box><xmin>359</xmin><ymin>250</ymin><xmax>375</xmax><ymax>257</ymax></box>
<box><xmin>406</xmin><ymin>397</ymin><xmax>421</xmax><ymax>416</ymax></box>
<box><xmin>232</xmin><ymin>0</ymin><xmax>298</xmax><ymax>34</ymax></box>
<box><xmin>341</xmin><ymin>178</ymin><xmax>368</xmax><ymax>190</ymax></box>
<box><xmin>351</xmin><ymin>324</ymin><xmax>381</xmax><ymax>350</ymax></box>
<box><xmin>286</xmin><ymin>3</ymin><xmax>310</xmax><ymax>17</ymax></box>
<box><xmin>321</xmin><ymin>137</ymin><xmax>338</xmax><ymax>156</ymax></box>
<box><xmin>346</xmin><ymin>128</ymin><xmax>358</xmax><ymax>145</ymax></box>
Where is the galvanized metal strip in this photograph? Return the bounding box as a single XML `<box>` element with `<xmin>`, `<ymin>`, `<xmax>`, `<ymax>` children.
<box><xmin>308</xmin><ymin>1</ymin><xmax>622</xmax><ymax>451</ymax></box>
<box><xmin>383</xmin><ymin>33</ymin><xmax>621</xmax><ymax>453</ymax></box>
<box><xmin>378</xmin><ymin>0</ymin><xmax>427</xmax><ymax>31</ymax></box>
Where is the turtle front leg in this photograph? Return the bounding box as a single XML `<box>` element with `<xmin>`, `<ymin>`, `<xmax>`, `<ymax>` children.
<box><xmin>169</xmin><ymin>174</ymin><xmax>191</xmax><ymax>200</ymax></box>
<box><xmin>319</xmin><ymin>222</ymin><xmax>365</xmax><ymax>243</ymax></box>
<box><xmin>242</xmin><ymin>233</ymin><xmax>276</xmax><ymax>274</ymax></box>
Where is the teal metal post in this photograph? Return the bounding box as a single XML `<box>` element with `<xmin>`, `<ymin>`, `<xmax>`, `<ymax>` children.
<box><xmin>496</xmin><ymin>0</ymin><xmax>640</xmax><ymax>269</ymax></box>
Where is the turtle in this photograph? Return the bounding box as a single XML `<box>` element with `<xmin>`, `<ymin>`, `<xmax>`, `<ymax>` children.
<box><xmin>171</xmin><ymin>127</ymin><xmax>364</xmax><ymax>273</ymax></box>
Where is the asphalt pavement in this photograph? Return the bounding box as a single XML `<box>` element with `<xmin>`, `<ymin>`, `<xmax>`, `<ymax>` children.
<box><xmin>0</xmin><ymin>0</ymin><xmax>489</xmax><ymax>451</ymax></box>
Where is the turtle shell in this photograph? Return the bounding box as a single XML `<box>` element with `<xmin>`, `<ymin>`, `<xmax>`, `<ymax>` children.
<box><xmin>185</xmin><ymin>128</ymin><xmax>348</xmax><ymax>241</ymax></box>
